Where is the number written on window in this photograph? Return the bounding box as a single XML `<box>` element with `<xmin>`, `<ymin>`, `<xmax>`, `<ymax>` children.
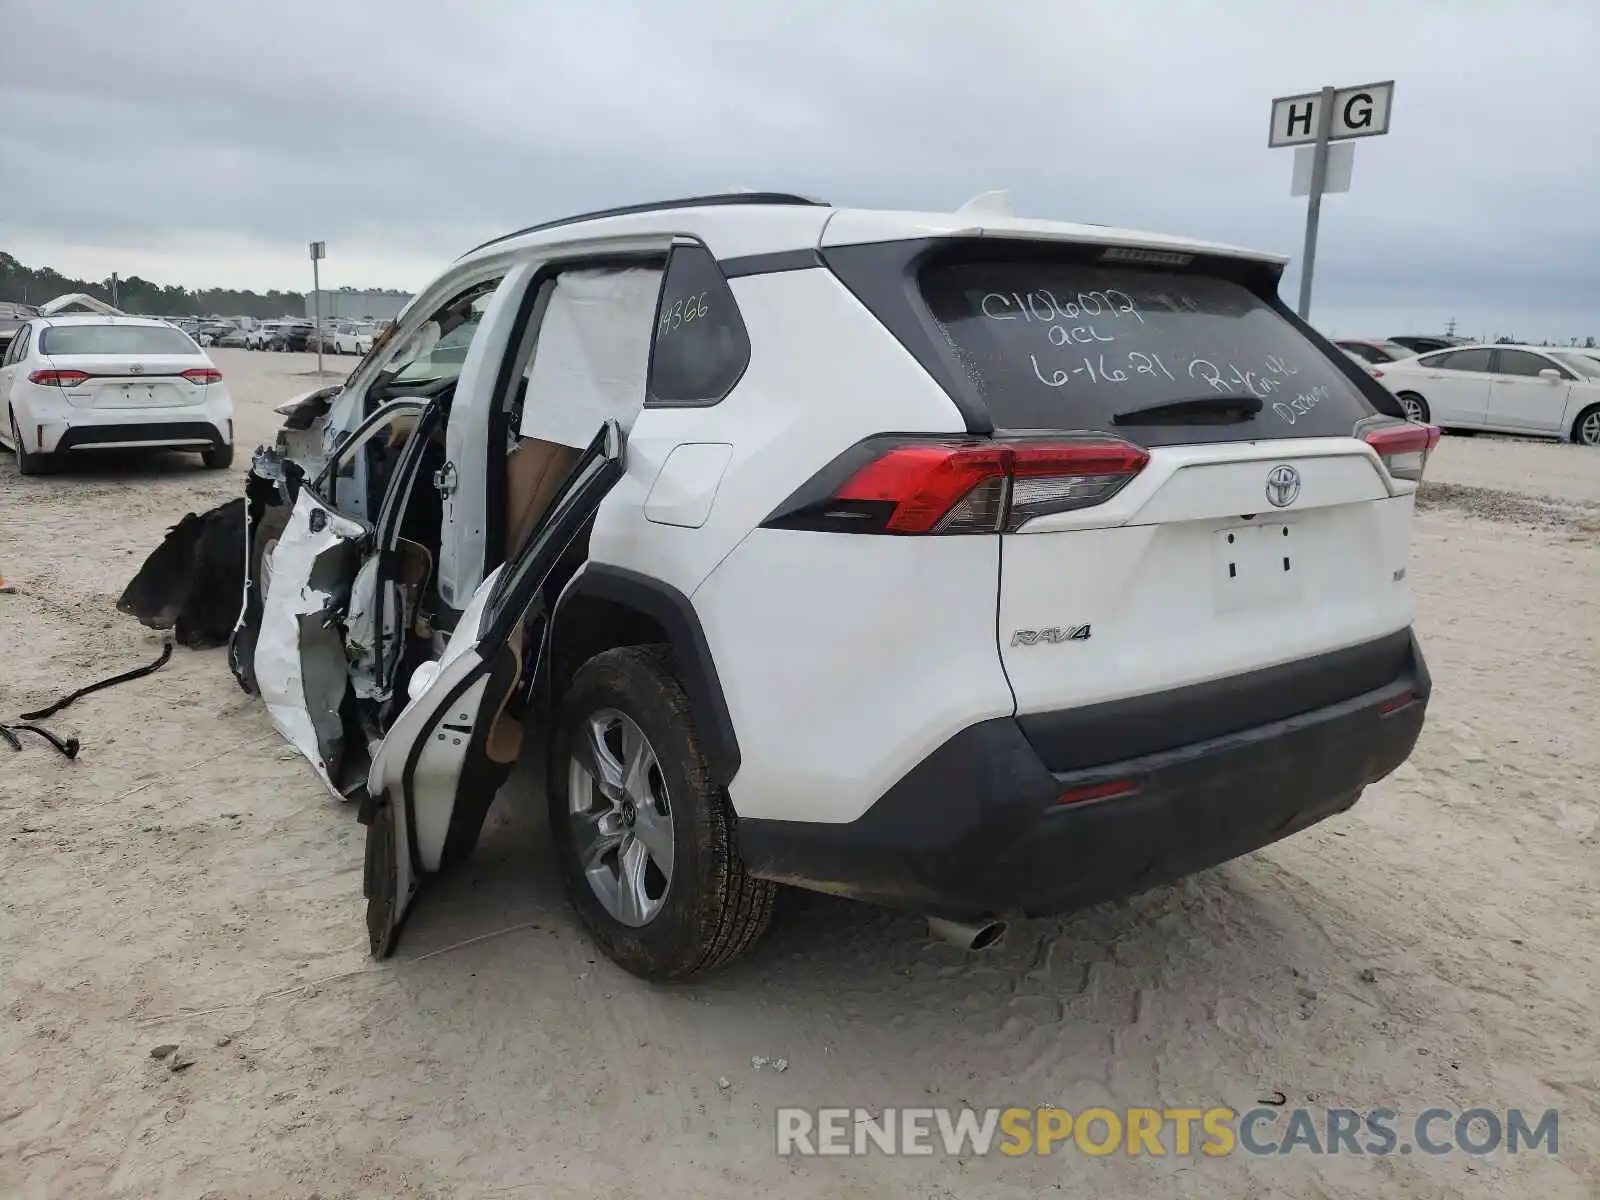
<box><xmin>658</xmin><ymin>292</ymin><xmax>710</xmax><ymax>339</ymax></box>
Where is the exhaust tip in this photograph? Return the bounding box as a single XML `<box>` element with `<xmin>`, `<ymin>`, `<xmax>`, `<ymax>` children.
<box><xmin>927</xmin><ymin>916</ymin><xmax>1009</xmax><ymax>952</ymax></box>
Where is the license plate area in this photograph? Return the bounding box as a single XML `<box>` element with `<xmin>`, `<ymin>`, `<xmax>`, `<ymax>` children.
<box><xmin>1213</xmin><ymin>521</ymin><xmax>1302</xmax><ymax>612</ymax></box>
<box><xmin>104</xmin><ymin>383</ymin><xmax>166</xmax><ymax>407</ymax></box>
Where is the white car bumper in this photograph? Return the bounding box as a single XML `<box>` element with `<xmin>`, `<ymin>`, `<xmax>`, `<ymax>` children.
<box><xmin>20</xmin><ymin>388</ymin><xmax>234</xmax><ymax>455</ymax></box>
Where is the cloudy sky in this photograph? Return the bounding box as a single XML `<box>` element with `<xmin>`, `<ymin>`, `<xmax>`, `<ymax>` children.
<box><xmin>2</xmin><ymin>0</ymin><xmax>1595</xmax><ymax>340</ymax></box>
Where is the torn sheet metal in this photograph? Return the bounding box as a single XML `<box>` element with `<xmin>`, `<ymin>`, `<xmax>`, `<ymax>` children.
<box><xmin>254</xmin><ymin>489</ymin><xmax>366</xmax><ymax>796</ymax></box>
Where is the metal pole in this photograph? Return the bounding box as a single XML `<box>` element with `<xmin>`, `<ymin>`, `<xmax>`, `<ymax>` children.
<box><xmin>313</xmin><ymin>258</ymin><xmax>323</xmax><ymax>375</ymax></box>
<box><xmin>1296</xmin><ymin>85</ymin><xmax>1336</xmax><ymax>320</ymax></box>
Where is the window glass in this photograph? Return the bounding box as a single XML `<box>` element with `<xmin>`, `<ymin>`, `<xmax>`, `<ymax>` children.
<box><xmin>919</xmin><ymin>254</ymin><xmax>1376</xmax><ymax>441</ymax></box>
<box><xmin>1553</xmin><ymin>352</ymin><xmax>1600</xmax><ymax>381</ymax></box>
<box><xmin>1494</xmin><ymin>349</ymin><xmax>1562</xmax><ymax>378</ymax></box>
<box><xmin>40</xmin><ymin>324</ymin><xmax>198</xmax><ymax>355</ymax></box>
<box><xmin>647</xmin><ymin>244</ymin><xmax>750</xmax><ymax>406</ymax></box>
<box><xmin>1340</xmin><ymin>342</ymin><xmax>1383</xmax><ymax>363</ymax></box>
<box><xmin>1423</xmin><ymin>348</ymin><xmax>1492</xmax><ymax>372</ymax></box>
<box><xmin>388</xmin><ymin>283</ymin><xmax>500</xmax><ymax>384</ymax></box>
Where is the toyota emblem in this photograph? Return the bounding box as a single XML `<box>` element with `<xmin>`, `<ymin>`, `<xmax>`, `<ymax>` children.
<box><xmin>1265</xmin><ymin>464</ymin><xmax>1301</xmax><ymax>508</ymax></box>
<box><xmin>129</xmin><ymin>364</ymin><xmax>146</xmax><ymax>375</ymax></box>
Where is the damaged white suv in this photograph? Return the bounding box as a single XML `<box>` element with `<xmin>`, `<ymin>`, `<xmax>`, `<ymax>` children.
<box><xmin>230</xmin><ymin>192</ymin><xmax>1436</xmax><ymax>979</ymax></box>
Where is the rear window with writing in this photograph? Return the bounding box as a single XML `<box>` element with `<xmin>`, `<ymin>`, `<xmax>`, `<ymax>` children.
<box><xmin>647</xmin><ymin>244</ymin><xmax>749</xmax><ymax>407</ymax></box>
<box><xmin>919</xmin><ymin>261</ymin><xmax>1376</xmax><ymax>444</ymax></box>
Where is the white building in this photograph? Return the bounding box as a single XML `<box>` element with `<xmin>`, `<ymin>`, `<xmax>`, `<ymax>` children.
<box><xmin>303</xmin><ymin>289</ymin><xmax>413</xmax><ymax>322</ymax></box>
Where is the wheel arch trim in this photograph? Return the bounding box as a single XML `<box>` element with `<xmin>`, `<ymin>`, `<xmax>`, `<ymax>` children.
<box><xmin>551</xmin><ymin>563</ymin><xmax>741</xmax><ymax>786</ymax></box>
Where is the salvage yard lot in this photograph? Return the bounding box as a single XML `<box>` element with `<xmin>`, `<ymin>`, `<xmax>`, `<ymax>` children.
<box><xmin>2</xmin><ymin>349</ymin><xmax>1597</xmax><ymax>1199</ymax></box>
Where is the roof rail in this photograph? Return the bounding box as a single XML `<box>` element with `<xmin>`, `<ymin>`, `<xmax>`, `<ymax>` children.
<box><xmin>462</xmin><ymin>192</ymin><xmax>831</xmax><ymax>258</ymax></box>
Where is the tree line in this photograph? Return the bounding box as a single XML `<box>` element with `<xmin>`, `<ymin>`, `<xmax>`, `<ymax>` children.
<box><xmin>0</xmin><ymin>251</ymin><xmax>313</xmax><ymax>319</ymax></box>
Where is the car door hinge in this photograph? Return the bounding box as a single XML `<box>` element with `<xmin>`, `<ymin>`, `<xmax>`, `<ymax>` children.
<box><xmin>434</xmin><ymin>461</ymin><xmax>458</xmax><ymax>497</ymax></box>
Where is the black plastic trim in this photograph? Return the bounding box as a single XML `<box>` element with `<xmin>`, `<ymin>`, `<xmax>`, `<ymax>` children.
<box><xmin>1018</xmin><ymin>629</ymin><xmax>1419</xmax><ymax>772</ymax></box>
<box><xmin>1265</xmin><ymin>294</ymin><xmax>1405</xmax><ymax>420</ymax></box>
<box><xmin>553</xmin><ymin>564</ymin><xmax>741</xmax><ymax>786</ymax></box>
<box><xmin>55</xmin><ymin>421</ymin><xmax>225</xmax><ymax>452</ymax></box>
<box><xmin>719</xmin><ymin>249</ymin><xmax>825</xmax><ymax>278</ymax></box>
<box><xmin>462</xmin><ymin>193</ymin><xmax>830</xmax><ymax>258</ymax></box>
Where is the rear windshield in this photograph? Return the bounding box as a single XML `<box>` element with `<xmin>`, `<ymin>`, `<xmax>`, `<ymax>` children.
<box><xmin>40</xmin><ymin>324</ymin><xmax>199</xmax><ymax>356</ymax></box>
<box><xmin>918</xmin><ymin>259</ymin><xmax>1377</xmax><ymax>442</ymax></box>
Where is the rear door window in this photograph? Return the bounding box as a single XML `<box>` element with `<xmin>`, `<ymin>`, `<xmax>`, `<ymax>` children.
<box><xmin>1422</xmin><ymin>348</ymin><xmax>1492</xmax><ymax>372</ymax></box>
<box><xmin>918</xmin><ymin>258</ymin><xmax>1378</xmax><ymax>444</ymax></box>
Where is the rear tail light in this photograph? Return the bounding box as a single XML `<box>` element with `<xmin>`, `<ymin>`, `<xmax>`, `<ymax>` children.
<box><xmin>1368</xmin><ymin>368</ymin><xmax>1384</xmax><ymax>379</ymax></box>
<box><xmin>1363</xmin><ymin>422</ymin><xmax>1441</xmax><ymax>482</ymax></box>
<box><xmin>765</xmin><ymin>436</ymin><xmax>1149</xmax><ymax>535</ymax></box>
<box><xmin>29</xmin><ymin>369</ymin><xmax>89</xmax><ymax>388</ymax></box>
<box><xmin>182</xmin><ymin>367</ymin><xmax>223</xmax><ymax>384</ymax></box>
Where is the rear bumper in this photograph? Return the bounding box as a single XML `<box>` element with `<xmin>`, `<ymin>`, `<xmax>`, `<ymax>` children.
<box><xmin>738</xmin><ymin>632</ymin><xmax>1430</xmax><ymax>920</ymax></box>
<box><xmin>44</xmin><ymin>420</ymin><xmax>230</xmax><ymax>454</ymax></box>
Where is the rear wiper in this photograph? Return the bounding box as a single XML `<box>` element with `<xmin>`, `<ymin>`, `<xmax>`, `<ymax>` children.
<box><xmin>1111</xmin><ymin>395</ymin><xmax>1263</xmax><ymax>426</ymax></box>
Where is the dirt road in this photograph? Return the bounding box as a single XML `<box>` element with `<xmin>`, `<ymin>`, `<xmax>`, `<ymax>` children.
<box><xmin>2</xmin><ymin>350</ymin><xmax>1596</xmax><ymax>1198</ymax></box>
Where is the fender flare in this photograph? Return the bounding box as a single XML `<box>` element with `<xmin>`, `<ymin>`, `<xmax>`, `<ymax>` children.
<box><xmin>551</xmin><ymin>564</ymin><xmax>741</xmax><ymax>787</ymax></box>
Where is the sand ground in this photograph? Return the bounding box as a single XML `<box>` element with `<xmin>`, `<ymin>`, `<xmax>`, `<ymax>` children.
<box><xmin>1</xmin><ymin>349</ymin><xmax>1596</xmax><ymax>1198</ymax></box>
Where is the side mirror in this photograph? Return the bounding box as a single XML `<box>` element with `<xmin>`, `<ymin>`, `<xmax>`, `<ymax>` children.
<box><xmin>1539</xmin><ymin>368</ymin><xmax>1563</xmax><ymax>381</ymax></box>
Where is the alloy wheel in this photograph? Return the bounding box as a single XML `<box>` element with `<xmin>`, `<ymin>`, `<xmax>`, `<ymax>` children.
<box><xmin>567</xmin><ymin>708</ymin><xmax>674</xmax><ymax>927</ymax></box>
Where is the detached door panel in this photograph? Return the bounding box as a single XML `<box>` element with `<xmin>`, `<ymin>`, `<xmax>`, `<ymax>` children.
<box><xmin>363</xmin><ymin>420</ymin><xmax>625</xmax><ymax>956</ymax></box>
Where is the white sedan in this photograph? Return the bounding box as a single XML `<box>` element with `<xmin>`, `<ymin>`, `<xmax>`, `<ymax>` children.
<box><xmin>1373</xmin><ymin>343</ymin><xmax>1600</xmax><ymax>446</ymax></box>
<box><xmin>0</xmin><ymin>315</ymin><xmax>235</xmax><ymax>474</ymax></box>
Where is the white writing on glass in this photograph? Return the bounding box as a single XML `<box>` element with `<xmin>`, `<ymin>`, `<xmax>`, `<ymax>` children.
<box><xmin>981</xmin><ymin>289</ymin><xmax>1144</xmax><ymax>326</ymax></box>
<box><xmin>657</xmin><ymin>292</ymin><xmax>709</xmax><ymax>339</ymax></box>
<box><xmin>1271</xmin><ymin>385</ymin><xmax>1331</xmax><ymax>425</ymax></box>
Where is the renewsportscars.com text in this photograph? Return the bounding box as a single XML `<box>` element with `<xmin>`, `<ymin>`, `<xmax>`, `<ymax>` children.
<box><xmin>775</xmin><ymin>1106</ymin><xmax>1559</xmax><ymax>1158</ymax></box>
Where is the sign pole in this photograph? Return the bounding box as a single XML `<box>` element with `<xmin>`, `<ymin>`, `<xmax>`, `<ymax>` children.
<box><xmin>309</xmin><ymin>241</ymin><xmax>326</xmax><ymax>375</ymax></box>
<box><xmin>1296</xmin><ymin>85</ymin><xmax>1336</xmax><ymax>320</ymax></box>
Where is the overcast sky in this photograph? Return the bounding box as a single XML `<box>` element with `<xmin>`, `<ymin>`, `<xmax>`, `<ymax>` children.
<box><xmin>2</xmin><ymin>0</ymin><xmax>1595</xmax><ymax>340</ymax></box>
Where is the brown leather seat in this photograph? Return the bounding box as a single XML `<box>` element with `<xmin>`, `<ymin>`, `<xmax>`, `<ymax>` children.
<box><xmin>504</xmin><ymin>436</ymin><xmax>581</xmax><ymax>559</ymax></box>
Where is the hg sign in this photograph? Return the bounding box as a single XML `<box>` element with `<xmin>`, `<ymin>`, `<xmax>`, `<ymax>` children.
<box><xmin>1269</xmin><ymin>81</ymin><xmax>1394</xmax><ymax>148</ymax></box>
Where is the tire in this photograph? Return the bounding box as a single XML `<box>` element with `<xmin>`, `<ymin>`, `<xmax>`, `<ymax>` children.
<box><xmin>1396</xmin><ymin>391</ymin><xmax>1430</xmax><ymax>424</ymax></box>
<box><xmin>1572</xmin><ymin>404</ymin><xmax>1600</xmax><ymax>447</ymax></box>
<box><xmin>549</xmin><ymin>645</ymin><xmax>776</xmax><ymax>980</ymax></box>
<box><xmin>10</xmin><ymin>409</ymin><xmax>53</xmax><ymax>476</ymax></box>
<box><xmin>201</xmin><ymin>443</ymin><xmax>234</xmax><ymax>470</ymax></box>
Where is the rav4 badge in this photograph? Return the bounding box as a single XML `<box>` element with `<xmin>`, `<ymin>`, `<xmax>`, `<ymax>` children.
<box><xmin>1010</xmin><ymin>625</ymin><xmax>1091</xmax><ymax>646</ymax></box>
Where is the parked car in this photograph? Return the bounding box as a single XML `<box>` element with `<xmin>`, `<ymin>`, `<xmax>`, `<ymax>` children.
<box><xmin>0</xmin><ymin>301</ymin><xmax>39</xmax><ymax>358</ymax></box>
<box><xmin>227</xmin><ymin>192</ymin><xmax>1434</xmax><ymax>978</ymax></box>
<box><xmin>277</xmin><ymin>323</ymin><xmax>315</xmax><ymax>352</ymax></box>
<box><xmin>0</xmin><ymin>315</ymin><xmax>234</xmax><ymax>473</ymax></box>
<box><xmin>214</xmin><ymin>328</ymin><xmax>252</xmax><ymax>349</ymax></box>
<box><xmin>1335</xmin><ymin>338</ymin><xmax>1418</xmax><ymax>365</ymax></box>
<box><xmin>1388</xmin><ymin>335</ymin><xmax>1467</xmax><ymax>355</ymax></box>
<box><xmin>332</xmin><ymin>324</ymin><xmax>376</xmax><ymax>355</ymax></box>
<box><xmin>1374</xmin><ymin>343</ymin><xmax>1600</xmax><ymax>444</ymax></box>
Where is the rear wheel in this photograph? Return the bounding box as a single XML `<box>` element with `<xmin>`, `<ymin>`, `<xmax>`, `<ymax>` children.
<box><xmin>1573</xmin><ymin>404</ymin><xmax>1600</xmax><ymax>447</ymax></box>
<box><xmin>9</xmin><ymin>409</ymin><xmax>53</xmax><ymax>476</ymax></box>
<box><xmin>201</xmin><ymin>443</ymin><xmax>234</xmax><ymax>470</ymax></box>
<box><xmin>1396</xmin><ymin>391</ymin><xmax>1430</xmax><ymax>424</ymax></box>
<box><xmin>549</xmin><ymin>645</ymin><xmax>776</xmax><ymax>980</ymax></box>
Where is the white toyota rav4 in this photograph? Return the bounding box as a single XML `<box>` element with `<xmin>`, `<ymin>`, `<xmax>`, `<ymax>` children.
<box><xmin>229</xmin><ymin>193</ymin><xmax>1436</xmax><ymax>979</ymax></box>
